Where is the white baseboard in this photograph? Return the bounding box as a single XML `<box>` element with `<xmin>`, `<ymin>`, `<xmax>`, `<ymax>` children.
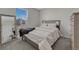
<box><xmin>61</xmin><ymin>35</ymin><xmax>71</xmax><ymax>39</ymax></box>
<box><xmin>61</xmin><ymin>33</ymin><xmax>71</xmax><ymax>39</ymax></box>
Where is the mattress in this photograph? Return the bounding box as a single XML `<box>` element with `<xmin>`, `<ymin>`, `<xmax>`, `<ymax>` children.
<box><xmin>24</xmin><ymin>26</ymin><xmax>60</xmax><ymax>50</ymax></box>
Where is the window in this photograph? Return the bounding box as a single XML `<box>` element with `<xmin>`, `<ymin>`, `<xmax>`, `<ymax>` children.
<box><xmin>16</xmin><ymin>8</ymin><xmax>28</xmax><ymax>25</ymax></box>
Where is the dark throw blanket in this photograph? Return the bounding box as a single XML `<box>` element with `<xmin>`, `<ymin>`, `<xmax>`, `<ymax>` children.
<box><xmin>19</xmin><ymin>28</ymin><xmax>35</xmax><ymax>37</ymax></box>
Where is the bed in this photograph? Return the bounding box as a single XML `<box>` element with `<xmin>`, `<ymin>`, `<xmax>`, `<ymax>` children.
<box><xmin>23</xmin><ymin>20</ymin><xmax>61</xmax><ymax>50</ymax></box>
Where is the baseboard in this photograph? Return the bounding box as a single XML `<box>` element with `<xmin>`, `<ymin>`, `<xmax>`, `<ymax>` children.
<box><xmin>60</xmin><ymin>32</ymin><xmax>71</xmax><ymax>39</ymax></box>
<box><xmin>60</xmin><ymin>36</ymin><xmax>71</xmax><ymax>39</ymax></box>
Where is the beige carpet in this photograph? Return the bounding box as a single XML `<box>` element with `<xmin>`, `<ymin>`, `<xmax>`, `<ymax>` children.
<box><xmin>0</xmin><ymin>39</ymin><xmax>36</xmax><ymax>50</ymax></box>
<box><xmin>0</xmin><ymin>37</ymin><xmax>71</xmax><ymax>50</ymax></box>
<box><xmin>52</xmin><ymin>37</ymin><xmax>71</xmax><ymax>50</ymax></box>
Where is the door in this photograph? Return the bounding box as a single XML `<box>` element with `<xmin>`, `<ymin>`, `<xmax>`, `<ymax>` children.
<box><xmin>75</xmin><ymin>14</ymin><xmax>79</xmax><ymax>49</ymax></box>
<box><xmin>1</xmin><ymin>16</ymin><xmax>15</xmax><ymax>44</ymax></box>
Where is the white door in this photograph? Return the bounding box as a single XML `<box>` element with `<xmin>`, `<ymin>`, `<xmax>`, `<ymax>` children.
<box><xmin>1</xmin><ymin>16</ymin><xmax>15</xmax><ymax>44</ymax></box>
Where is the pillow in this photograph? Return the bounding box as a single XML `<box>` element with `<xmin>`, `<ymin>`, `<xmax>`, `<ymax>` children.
<box><xmin>48</xmin><ymin>23</ymin><xmax>56</xmax><ymax>27</ymax></box>
<box><xmin>41</xmin><ymin>23</ymin><xmax>48</xmax><ymax>26</ymax></box>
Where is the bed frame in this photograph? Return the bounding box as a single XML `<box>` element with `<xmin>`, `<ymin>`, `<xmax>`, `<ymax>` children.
<box><xmin>23</xmin><ymin>20</ymin><xmax>61</xmax><ymax>50</ymax></box>
<box><xmin>42</xmin><ymin>20</ymin><xmax>61</xmax><ymax>30</ymax></box>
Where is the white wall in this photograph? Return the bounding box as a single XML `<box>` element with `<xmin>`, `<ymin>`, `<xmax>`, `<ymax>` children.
<box><xmin>25</xmin><ymin>8</ymin><xmax>40</xmax><ymax>28</ymax></box>
<box><xmin>40</xmin><ymin>8</ymin><xmax>79</xmax><ymax>38</ymax></box>
<box><xmin>0</xmin><ymin>8</ymin><xmax>16</xmax><ymax>15</ymax></box>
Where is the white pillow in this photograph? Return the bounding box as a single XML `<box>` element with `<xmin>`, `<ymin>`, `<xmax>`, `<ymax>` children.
<box><xmin>41</xmin><ymin>23</ymin><xmax>47</xmax><ymax>26</ymax></box>
<box><xmin>48</xmin><ymin>23</ymin><xmax>56</xmax><ymax>27</ymax></box>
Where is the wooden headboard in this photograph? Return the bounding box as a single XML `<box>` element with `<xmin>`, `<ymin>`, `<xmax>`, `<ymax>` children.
<box><xmin>42</xmin><ymin>20</ymin><xmax>61</xmax><ymax>30</ymax></box>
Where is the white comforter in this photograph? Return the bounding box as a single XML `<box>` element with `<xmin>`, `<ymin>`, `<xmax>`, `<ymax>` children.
<box><xmin>25</xmin><ymin>26</ymin><xmax>60</xmax><ymax>50</ymax></box>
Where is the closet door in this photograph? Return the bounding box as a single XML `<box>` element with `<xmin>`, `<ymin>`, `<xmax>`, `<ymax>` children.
<box><xmin>76</xmin><ymin>14</ymin><xmax>79</xmax><ymax>49</ymax></box>
<box><xmin>1</xmin><ymin>16</ymin><xmax>15</xmax><ymax>44</ymax></box>
<box><xmin>0</xmin><ymin>16</ymin><xmax>1</xmax><ymax>44</ymax></box>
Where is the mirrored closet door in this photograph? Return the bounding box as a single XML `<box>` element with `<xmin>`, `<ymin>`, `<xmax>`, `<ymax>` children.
<box><xmin>0</xmin><ymin>15</ymin><xmax>15</xmax><ymax>44</ymax></box>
